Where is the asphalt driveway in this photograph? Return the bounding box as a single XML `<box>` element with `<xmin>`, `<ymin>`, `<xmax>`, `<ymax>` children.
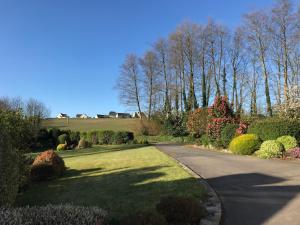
<box><xmin>156</xmin><ymin>144</ymin><xmax>300</xmax><ymax>225</ymax></box>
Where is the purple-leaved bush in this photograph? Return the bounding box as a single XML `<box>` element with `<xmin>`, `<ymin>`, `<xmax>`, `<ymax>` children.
<box><xmin>290</xmin><ymin>147</ymin><xmax>300</xmax><ymax>158</ymax></box>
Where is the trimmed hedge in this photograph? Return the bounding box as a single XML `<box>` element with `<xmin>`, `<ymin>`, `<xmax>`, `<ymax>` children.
<box><xmin>247</xmin><ymin>118</ymin><xmax>300</xmax><ymax>143</ymax></box>
<box><xmin>256</xmin><ymin>140</ymin><xmax>284</xmax><ymax>159</ymax></box>
<box><xmin>276</xmin><ymin>136</ymin><xmax>298</xmax><ymax>151</ymax></box>
<box><xmin>58</xmin><ymin>134</ymin><xmax>70</xmax><ymax>145</ymax></box>
<box><xmin>221</xmin><ymin>124</ymin><xmax>239</xmax><ymax>148</ymax></box>
<box><xmin>114</xmin><ymin>131</ymin><xmax>134</xmax><ymax>144</ymax></box>
<box><xmin>0</xmin><ymin>204</ymin><xmax>107</xmax><ymax>225</ymax></box>
<box><xmin>229</xmin><ymin>134</ymin><xmax>261</xmax><ymax>155</ymax></box>
<box><xmin>98</xmin><ymin>130</ymin><xmax>115</xmax><ymax>145</ymax></box>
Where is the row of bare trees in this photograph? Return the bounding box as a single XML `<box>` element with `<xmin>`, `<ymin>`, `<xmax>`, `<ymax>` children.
<box><xmin>117</xmin><ymin>0</ymin><xmax>300</xmax><ymax>117</ymax></box>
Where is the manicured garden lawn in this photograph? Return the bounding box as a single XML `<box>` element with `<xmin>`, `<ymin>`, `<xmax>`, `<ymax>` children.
<box><xmin>17</xmin><ymin>145</ymin><xmax>204</xmax><ymax>218</ymax></box>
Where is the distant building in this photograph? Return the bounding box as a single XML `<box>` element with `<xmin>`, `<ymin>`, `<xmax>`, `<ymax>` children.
<box><xmin>76</xmin><ymin>114</ymin><xmax>89</xmax><ymax>119</ymax></box>
<box><xmin>57</xmin><ymin>113</ymin><xmax>68</xmax><ymax>119</ymax></box>
<box><xmin>116</xmin><ymin>113</ymin><xmax>132</xmax><ymax>118</ymax></box>
<box><xmin>109</xmin><ymin>111</ymin><xmax>117</xmax><ymax>118</ymax></box>
<box><xmin>95</xmin><ymin>114</ymin><xmax>109</xmax><ymax>119</ymax></box>
<box><xmin>132</xmin><ymin>112</ymin><xmax>146</xmax><ymax>119</ymax></box>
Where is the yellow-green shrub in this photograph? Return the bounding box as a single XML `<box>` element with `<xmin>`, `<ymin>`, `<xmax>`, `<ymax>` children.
<box><xmin>56</xmin><ymin>144</ymin><xmax>67</xmax><ymax>151</ymax></box>
<box><xmin>276</xmin><ymin>136</ymin><xmax>298</xmax><ymax>151</ymax></box>
<box><xmin>229</xmin><ymin>134</ymin><xmax>261</xmax><ymax>155</ymax></box>
<box><xmin>256</xmin><ymin>140</ymin><xmax>284</xmax><ymax>159</ymax></box>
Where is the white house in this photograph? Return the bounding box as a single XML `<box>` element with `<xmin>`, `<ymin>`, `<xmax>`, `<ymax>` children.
<box><xmin>57</xmin><ymin>113</ymin><xmax>68</xmax><ymax>119</ymax></box>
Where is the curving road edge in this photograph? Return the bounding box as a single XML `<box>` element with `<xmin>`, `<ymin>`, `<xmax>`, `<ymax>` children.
<box><xmin>156</xmin><ymin>144</ymin><xmax>222</xmax><ymax>225</ymax></box>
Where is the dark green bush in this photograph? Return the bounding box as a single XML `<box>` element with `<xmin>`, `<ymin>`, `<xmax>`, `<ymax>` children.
<box><xmin>156</xmin><ymin>196</ymin><xmax>207</xmax><ymax>225</ymax></box>
<box><xmin>0</xmin><ymin>126</ymin><xmax>19</xmax><ymax>206</ymax></box>
<box><xmin>114</xmin><ymin>131</ymin><xmax>134</xmax><ymax>144</ymax></box>
<box><xmin>0</xmin><ymin>204</ymin><xmax>107</xmax><ymax>225</ymax></box>
<box><xmin>248</xmin><ymin>118</ymin><xmax>300</xmax><ymax>143</ymax></box>
<box><xmin>121</xmin><ymin>210</ymin><xmax>167</xmax><ymax>225</ymax></box>
<box><xmin>229</xmin><ymin>134</ymin><xmax>261</xmax><ymax>155</ymax></box>
<box><xmin>70</xmin><ymin>131</ymin><xmax>81</xmax><ymax>147</ymax></box>
<box><xmin>221</xmin><ymin>124</ymin><xmax>239</xmax><ymax>148</ymax></box>
<box><xmin>98</xmin><ymin>130</ymin><xmax>115</xmax><ymax>144</ymax></box>
<box><xmin>58</xmin><ymin>133</ymin><xmax>70</xmax><ymax>145</ymax></box>
<box><xmin>199</xmin><ymin>134</ymin><xmax>210</xmax><ymax>146</ymax></box>
<box><xmin>162</xmin><ymin>114</ymin><xmax>188</xmax><ymax>137</ymax></box>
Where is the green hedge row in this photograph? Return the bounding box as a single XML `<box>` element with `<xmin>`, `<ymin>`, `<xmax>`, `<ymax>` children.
<box><xmin>81</xmin><ymin>130</ymin><xmax>134</xmax><ymax>145</ymax></box>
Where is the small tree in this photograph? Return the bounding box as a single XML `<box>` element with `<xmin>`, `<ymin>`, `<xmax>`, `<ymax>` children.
<box><xmin>187</xmin><ymin>108</ymin><xmax>208</xmax><ymax>137</ymax></box>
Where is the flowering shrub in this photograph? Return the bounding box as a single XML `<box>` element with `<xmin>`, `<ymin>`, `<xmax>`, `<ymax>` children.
<box><xmin>30</xmin><ymin>150</ymin><xmax>65</xmax><ymax>181</ymax></box>
<box><xmin>236</xmin><ymin>121</ymin><xmax>249</xmax><ymax>135</ymax></box>
<box><xmin>290</xmin><ymin>147</ymin><xmax>300</xmax><ymax>158</ymax></box>
<box><xmin>0</xmin><ymin>204</ymin><xmax>107</xmax><ymax>225</ymax></box>
<box><xmin>187</xmin><ymin>108</ymin><xmax>208</xmax><ymax>137</ymax></box>
<box><xmin>207</xmin><ymin>96</ymin><xmax>237</xmax><ymax>143</ymax></box>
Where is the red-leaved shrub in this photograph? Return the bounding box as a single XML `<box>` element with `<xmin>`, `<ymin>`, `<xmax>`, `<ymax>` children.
<box><xmin>31</xmin><ymin>150</ymin><xmax>65</xmax><ymax>181</ymax></box>
<box><xmin>236</xmin><ymin>121</ymin><xmax>249</xmax><ymax>135</ymax></box>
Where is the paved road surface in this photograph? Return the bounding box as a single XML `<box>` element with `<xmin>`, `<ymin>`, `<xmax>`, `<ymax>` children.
<box><xmin>156</xmin><ymin>144</ymin><xmax>300</xmax><ymax>225</ymax></box>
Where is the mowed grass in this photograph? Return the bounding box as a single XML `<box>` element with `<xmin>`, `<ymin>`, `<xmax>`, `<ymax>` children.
<box><xmin>17</xmin><ymin>145</ymin><xmax>204</xmax><ymax>218</ymax></box>
<box><xmin>42</xmin><ymin>118</ymin><xmax>141</xmax><ymax>132</ymax></box>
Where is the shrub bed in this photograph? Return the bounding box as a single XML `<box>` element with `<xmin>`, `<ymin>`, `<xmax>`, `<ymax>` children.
<box><xmin>221</xmin><ymin>124</ymin><xmax>239</xmax><ymax>148</ymax></box>
<box><xmin>290</xmin><ymin>147</ymin><xmax>300</xmax><ymax>158</ymax></box>
<box><xmin>255</xmin><ymin>140</ymin><xmax>284</xmax><ymax>159</ymax></box>
<box><xmin>156</xmin><ymin>196</ymin><xmax>207</xmax><ymax>225</ymax></box>
<box><xmin>0</xmin><ymin>204</ymin><xmax>107</xmax><ymax>225</ymax></box>
<box><xmin>247</xmin><ymin>118</ymin><xmax>300</xmax><ymax>143</ymax></box>
<box><xmin>30</xmin><ymin>150</ymin><xmax>65</xmax><ymax>181</ymax></box>
<box><xmin>114</xmin><ymin>131</ymin><xmax>134</xmax><ymax>144</ymax></box>
<box><xmin>229</xmin><ymin>134</ymin><xmax>261</xmax><ymax>155</ymax></box>
<box><xmin>276</xmin><ymin>136</ymin><xmax>298</xmax><ymax>151</ymax></box>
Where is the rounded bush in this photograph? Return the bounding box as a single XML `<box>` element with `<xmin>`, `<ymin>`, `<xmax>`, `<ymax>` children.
<box><xmin>276</xmin><ymin>136</ymin><xmax>298</xmax><ymax>151</ymax></box>
<box><xmin>0</xmin><ymin>204</ymin><xmax>107</xmax><ymax>225</ymax></box>
<box><xmin>58</xmin><ymin>134</ymin><xmax>70</xmax><ymax>145</ymax></box>
<box><xmin>156</xmin><ymin>196</ymin><xmax>207</xmax><ymax>225</ymax></box>
<box><xmin>57</xmin><ymin>143</ymin><xmax>67</xmax><ymax>151</ymax></box>
<box><xmin>229</xmin><ymin>134</ymin><xmax>261</xmax><ymax>155</ymax></box>
<box><xmin>30</xmin><ymin>150</ymin><xmax>65</xmax><ymax>181</ymax></box>
<box><xmin>256</xmin><ymin>140</ymin><xmax>284</xmax><ymax>159</ymax></box>
<box><xmin>77</xmin><ymin>139</ymin><xmax>92</xmax><ymax>149</ymax></box>
<box><xmin>221</xmin><ymin>124</ymin><xmax>239</xmax><ymax>148</ymax></box>
<box><xmin>290</xmin><ymin>147</ymin><xmax>300</xmax><ymax>158</ymax></box>
<box><xmin>98</xmin><ymin>130</ymin><xmax>115</xmax><ymax>144</ymax></box>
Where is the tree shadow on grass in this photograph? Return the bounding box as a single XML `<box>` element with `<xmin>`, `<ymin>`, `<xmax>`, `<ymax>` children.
<box><xmin>17</xmin><ymin>165</ymin><xmax>203</xmax><ymax>219</ymax></box>
<box><xmin>206</xmin><ymin>173</ymin><xmax>300</xmax><ymax>225</ymax></box>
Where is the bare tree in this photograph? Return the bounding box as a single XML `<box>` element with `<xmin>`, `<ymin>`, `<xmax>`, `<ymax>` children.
<box><xmin>117</xmin><ymin>54</ymin><xmax>142</xmax><ymax>116</ymax></box>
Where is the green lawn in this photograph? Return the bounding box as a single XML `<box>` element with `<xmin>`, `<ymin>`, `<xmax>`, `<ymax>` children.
<box><xmin>42</xmin><ymin>118</ymin><xmax>140</xmax><ymax>132</ymax></box>
<box><xmin>17</xmin><ymin>145</ymin><xmax>204</xmax><ymax>218</ymax></box>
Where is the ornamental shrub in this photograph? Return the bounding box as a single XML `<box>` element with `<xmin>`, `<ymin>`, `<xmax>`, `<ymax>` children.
<box><xmin>77</xmin><ymin>139</ymin><xmax>92</xmax><ymax>149</ymax></box>
<box><xmin>0</xmin><ymin>127</ymin><xmax>19</xmax><ymax>206</ymax></box>
<box><xmin>290</xmin><ymin>147</ymin><xmax>300</xmax><ymax>158</ymax></box>
<box><xmin>229</xmin><ymin>134</ymin><xmax>261</xmax><ymax>155</ymax></box>
<box><xmin>256</xmin><ymin>140</ymin><xmax>284</xmax><ymax>159</ymax></box>
<box><xmin>207</xmin><ymin>96</ymin><xmax>237</xmax><ymax>142</ymax></box>
<box><xmin>56</xmin><ymin>143</ymin><xmax>67</xmax><ymax>151</ymax></box>
<box><xmin>114</xmin><ymin>131</ymin><xmax>134</xmax><ymax>144</ymax></box>
<box><xmin>187</xmin><ymin>108</ymin><xmax>208</xmax><ymax>138</ymax></box>
<box><xmin>58</xmin><ymin>133</ymin><xmax>70</xmax><ymax>145</ymax></box>
<box><xmin>276</xmin><ymin>136</ymin><xmax>298</xmax><ymax>151</ymax></box>
<box><xmin>156</xmin><ymin>196</ymin><xmax>207</xmax><ymax>225</ymax></box>
<box><xmin>0</xmin><ymin>204</ymin><xmax>107</xmax><ymax>225</ymax></box>
<box><xmin>248</xmin><ymin>118</ymin><xmax>300</xmax><ymax>143</ymax></box>
<box><xmin>162</xmin><ymin>114</ymin><xmax>188</xmax><ymax>137</ymax></box>
<box><xmin>98</xmin><ymin>130</ymin><xmax>115</xmax><ymax>144</ymax></box>
<box><xmin>221</xmin><ymin>124</ymin><xmax>239</xmax><ymax>148</ymax></box>
<box><xmin>121</xmin><ymin>210</ymin><xmax>167</xmax><ymax>225</ymax></box>
<box><xmin>30</xmin><ymin>150</ymin><xmax>65</xmax><ymax>181</ymax></box>
<box><xmin>236</xmin><ymin>121</ymin><xmax>249</xmax><ymax>135</ymax></box>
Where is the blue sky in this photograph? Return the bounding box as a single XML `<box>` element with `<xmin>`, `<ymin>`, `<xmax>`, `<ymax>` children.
<box><xmin>0</xmin><ymin>0</ymin><xmax>282</xmax><ymax>117</ymax></box>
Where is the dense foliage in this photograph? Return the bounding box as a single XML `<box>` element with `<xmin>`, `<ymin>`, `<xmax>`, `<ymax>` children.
<box><xmin>276</xmin><ymin>136</ymin><xmax>298</xmax><ymax>151</ymax></box>
<box><xmin>290</xmin><ymin>147</ymin><xmax>300</xmax><ymax>158</ymax></box>
<box><xmin>114</xmin><ymin>131</ymin><xmax>134</xmax><ymax>144</ymax></box>
<box><xmin>187</xmin><ymin>108</ymin><xmax>208</xmax><ymax>138</ymax></box>
<box><xmin>247</xmin><ymin>118</ymin><xmax>300</xmax><ymax>143</ymax></box>
<box><xmin>229</xmin><ymin>134</ymin><xmax>261</xmax><ymax>155</ymax></box>
<box><xmin>156</xmin><ymin>196</ymin><xmax>207</xmax><ymax>225</ymax></box>
<box><xmin>30</xmin><ymin>150</ymin><xmax>65</xmax><ymax>181</ymax></box>
<box><xmin>121</xmin><ymin>210</ymin><xmax>167</xmax><ymax>225</ymax></box>
<box><xmin>0</xmin><ymin>204</ymin><xmax>107</xmax><ymax>225</ymax></box>
<box><xmin>221</xmin><ymin>124</ymin><xmax>239</xmax><ymax>148</ymax></box>
<box><xmin>255</xmin><ymin>140</ymin><xmax>284</xmax><ymax>159</ymax></box>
